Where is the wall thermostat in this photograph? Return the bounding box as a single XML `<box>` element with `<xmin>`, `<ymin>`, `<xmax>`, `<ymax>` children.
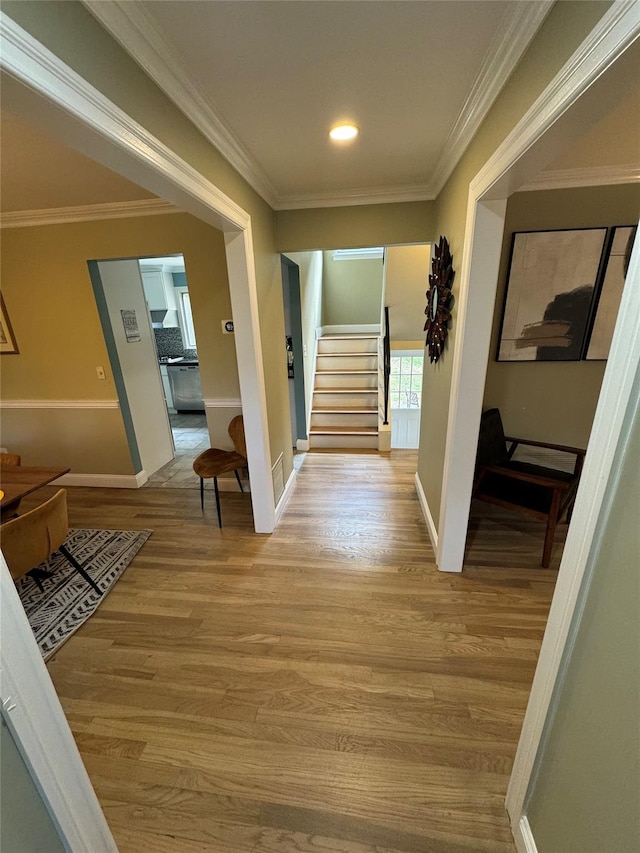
<box><xmin>222</xmin><ymin>320</ymin><xmax>234</xmax><ymax>334</ymax></box>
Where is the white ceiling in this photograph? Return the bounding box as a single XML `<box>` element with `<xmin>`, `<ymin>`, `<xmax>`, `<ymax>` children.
<box><xmin>0</xmin><ymin>1</ymin><xmax>638</xmax><ymax>218</ymax></box>
<box><xmin>85</xmin><ymin>0</ymin><xmax>552</xmax><ymax>207</ymax></box>
<box><xmin>0</xmin><ymin>110</ymin><xmax>154</xmax><ymax>212</ymax></box>
<box><xmin>139</xmin><ymin>255</ymin><xmax>184</xmax><ymax>271</ymax></box>
<box><xmin>545</xmin><ymin>89</ymin><xmax>640</xmax><ymax>171</ymax></box>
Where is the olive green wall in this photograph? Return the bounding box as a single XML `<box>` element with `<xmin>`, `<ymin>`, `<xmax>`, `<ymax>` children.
<box><xmin>322</xmin><ymin>252</ymin><xmax>384</xmax><ymax>326</ymax></box>
<box><xmin>526</xmin><ymin>392</ymin><xmax>640</xmax><ymax>853</ymax></box>
<box><xmin>2</xmin><ymin>0</ymin><xmax>292</xmax><ymax>480</ymax></box>
<box><xmin>284</xmin><ymin>251</ymin><xmax>323</xmax><ymax>436</ymax></box>
<box><xmin>0</xmin><ymin>213</ymin><xmax>240</xmax><ymax>472</ymax></box>
<box><xmin>485</xmin><ymin>183</ymin><xmax>640</xmax><ymax>447</ymax></box>
<box><xmin>276</xmin><ymin>202</ymin><xmax>435</xmax><ymax>252</ymax></box>
<box><xmin>384</xmin><ymin>245</ymin><xmax>431</xmax><ymax>347</ymax></box>
<box><xmin>2</xmin><ymin>0</ymin><xmax>621</xmax><ymax>521</ymax></box>
<box><xmin>417</xmin><ymin>0</ymin><xmax>615</xmax><ymax>528</ymax></box>
<box><xmin>0</xmin><ymin>720</ymin><xmax>65</xmax><ymax>853</ymax></box>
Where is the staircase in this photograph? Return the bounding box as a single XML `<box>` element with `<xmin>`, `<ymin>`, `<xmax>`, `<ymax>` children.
<box><xmin>309</xmin><ymin>335</ymin><xmax>379</xmax><ymax>449</ymax></box>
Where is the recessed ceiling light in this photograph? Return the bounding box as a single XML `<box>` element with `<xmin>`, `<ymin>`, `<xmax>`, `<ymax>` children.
<box><xmin>330</xmin><ymin>124</ymin><xmax>359</xmax><ymax>142</ymax></box>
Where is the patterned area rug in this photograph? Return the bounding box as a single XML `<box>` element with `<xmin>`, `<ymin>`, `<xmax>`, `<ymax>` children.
<box><xmin>15</xmin><ymin>528</ymin><xmax>151</xmax><ymax>660</ymax></box>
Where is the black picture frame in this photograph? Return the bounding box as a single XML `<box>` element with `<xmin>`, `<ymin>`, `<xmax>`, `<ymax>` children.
<box><xmin>583</xmin><ymin>225</ymin><xmax>637</xmax><ymax>360</ymax></box>
<box><xmin>0</xmin><ymin>293</ymin><xmax>20</xmax><ymax>355</ymax></box>
<box><xmin>496</xmin><ymin>227</ymin><xmax>612</xmax><ymax>363</ymax></box>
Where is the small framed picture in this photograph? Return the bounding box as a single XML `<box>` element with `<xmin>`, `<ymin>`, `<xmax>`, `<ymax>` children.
<box><xmin>0</xmin><ymin>294</ymin><xmax>19</xmax><ymax>354</ymax></box>
<box><xmin>121</xmin><ymin>309</ymin><xmax>142</xmax><ymax>343</ymax></box>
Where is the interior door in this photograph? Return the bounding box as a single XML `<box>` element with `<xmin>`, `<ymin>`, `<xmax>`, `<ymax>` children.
<box><xmin>94</xmin><ymin>259</ymin><xmax>174</xmax><ymax>477</ymax></box>
<box><xmin>390</xmin><ymin>351</ymin><xmax>424</xmax><ymax>449</ymax></box>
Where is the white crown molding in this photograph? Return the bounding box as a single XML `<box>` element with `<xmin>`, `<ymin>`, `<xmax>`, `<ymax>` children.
<box><xmin>430</xmin><ymin>0</ymin><xmax>554</xmax><ymax>198</ymax></box>
<box><xmin>470</xmin><ymin>0</ymin><xmax>640</xmax><ymax>200</ymax></box>
<box><xmin>82</xmin><ymin>0</ymin><xmax>551</xmax><ymax>212</ymax></box>
<box><xmin>275</xmin><ymin>183</ymin><xmax>436</xmax><ymax>210</ymax></box>
<box><xmin>203</xmin><ymin>398</ymin><xmax>242</xmax><ymax>408</ymax></box>
<box><xmin>0</xmin><ymin>198</ymin><xmax>178</xmax><ymax>228</ymax></box>
<box><xmin>519</xmin><ymin>163</ymin><xmax>640</xmax><ymax>192</ymax></box>
<box><xmin>1</xmin><ymin>399</ymin><xmax>119</xmax><ymax>409</ymax></box>
<box><xmin>82</xmin><ymin>0</ymin><xmax>279</xmax><ymax>208</ymax></box>
<box><xmin>0</xmin><ymin>11</ymin><xmax>251</xmax><ymax>233</ymax></box>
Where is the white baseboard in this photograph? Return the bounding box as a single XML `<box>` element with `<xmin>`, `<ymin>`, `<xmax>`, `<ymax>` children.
<box><xmin>296</xmin><ymin>439</ymin><xmax>310</xmax><ymax>451</ymax></box>
<box><xmin>274</xmin><ymin>466</ymin><xmax>297</xmax><ymax>524</ymax></box>
<box><xmin>57</xmin><ymin>470</ymin><xmax>251</xmax><ymax>491</ymax></box>
<box><xmin>55</xmin><ymin>471</ymin><xmax>147</xmax><ymax>488</ymax></box>
<box><xmin>203</xmin><ymin>398</ymin><xmax>242</xmax><ymax>408</ymax></box>
<box><xmin>414</xmin><ymin>471</ymin><xmax>438</xmax><ymax>553</ymax></box>
<box><xmin>513</xmin><ymin>816</ymin><xmax>538</xmax><ymax>853</ymax></box>
<box><xmin>319</xmin><ymin>324</ymin><xmax>381</xmax><ymax>336</ymax></box>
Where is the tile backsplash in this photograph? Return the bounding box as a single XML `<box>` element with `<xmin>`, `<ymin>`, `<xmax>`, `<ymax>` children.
<box><xmin>154</xmin><ymin>327</ymin><xmax>184</xmax><ymax>358</ymax></box>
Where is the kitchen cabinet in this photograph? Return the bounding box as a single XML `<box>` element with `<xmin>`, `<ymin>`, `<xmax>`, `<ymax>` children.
<box><xmin>141</xmin><ymin>266</ymin><xmax>177</xmax><ymax>312</ymax></box>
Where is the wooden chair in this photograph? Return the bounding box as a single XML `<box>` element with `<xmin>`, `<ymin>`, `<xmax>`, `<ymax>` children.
<box><xmin>1</xmin><ymin>489</ymin><xmax>102</xmax><ymax>595</ymax></box>
<box><xmin>473</xmin><ymin>408</ymin><xmax>585</xmax><ymax>567</ymax></box>
<box><xmin>0</xmin><ymin>453</ymin><xmax>21</xmax><ymax>466</ymax></box>
<box><xmin>0</xmin><ymin>453</ymin><xmax>22</xmax><ymax>518</ymax></box>
<box><xmin>192</xmin><ymin>416</ymin><xmax>247</xmax><ymax>527</ymax></box>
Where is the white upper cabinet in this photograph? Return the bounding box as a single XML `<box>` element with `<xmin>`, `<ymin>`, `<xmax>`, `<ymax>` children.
<box><xmin>141</xmin><ymin>266</ymin><xmax>177</xmax><ymax>311</ymax></box>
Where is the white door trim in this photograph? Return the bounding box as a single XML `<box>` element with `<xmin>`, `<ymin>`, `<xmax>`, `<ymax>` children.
<box><xmin>506</xmin><ymin>222</ymin><xmax>640</xmax><ymax>825</ymax></box>
<box><xmin>0</xmin><ymin>11</ymin><xmax>275</xmax><ymax>533</ymax></box>
<box><xmin>0</xmin><ymin>557</ymin><xmax>118</xmax><ymax>852</ymax></box>
<box><xmin>512</xmin><ymin>816</ymin><xmax>539</xmax><ymax>853</ymax></box>
<box><xmin>438</xmin><ymin>0</ymin><xmax>640</xmax><ymax>572</ymax></box>
<box><xmin>436</xmin><ymin>197</ymin><xmax>507</xmax><ymax>572</ymax></box>
<box><xmin>430</xmin><ymin>0</ymin><xmax>640</xmax><ymax>843</ymax></box>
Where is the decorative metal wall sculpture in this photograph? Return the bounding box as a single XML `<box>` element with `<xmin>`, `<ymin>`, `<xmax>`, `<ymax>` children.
<box><xmin>424</xmin><ymin>236</ymin><xmax>454</xmax><ymax>363</ymax></box>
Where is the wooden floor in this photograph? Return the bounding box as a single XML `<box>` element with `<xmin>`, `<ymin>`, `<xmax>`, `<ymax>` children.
<box><xmin>37</xmin><ymin>451</ymin><xmax>561</xmax><ymax>852</ymax></box>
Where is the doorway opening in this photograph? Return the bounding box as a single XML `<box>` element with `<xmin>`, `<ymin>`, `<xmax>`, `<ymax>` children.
<box><xmin>88</xmin><ymin>253</ymin><xmax>210</xmax><ymax>485</ymax></box>
<box><xmin>389</xmin><ymin>350</ymin><xmax>424</xmax><ymax>449</ymax></box>
<box><xmin>282</xmin><ymin>244</ymin><xmax>430</xmax><ymax>454</ymax></box>
<box><xmin>281</xmin><ymin>256</ymin><xmax>307</xmax><ymax>453</ymax></box>
<box><xmin>138</xmin><ymin>254</ymin><xmax>209</xmax><ymax>475</ymax></box>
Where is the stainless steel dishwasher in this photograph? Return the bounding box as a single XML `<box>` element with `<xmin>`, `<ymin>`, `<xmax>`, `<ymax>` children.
<box><xmin>166</xmin><ymin>364</ymin><xmax>204</xmax><ymax>412</ymax></box>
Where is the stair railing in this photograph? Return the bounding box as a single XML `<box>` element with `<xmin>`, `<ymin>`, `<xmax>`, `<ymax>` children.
<box><xmin>383</xmin><ymin>306</ymin><xmax>390</xmax><ymax>425</ymax></box>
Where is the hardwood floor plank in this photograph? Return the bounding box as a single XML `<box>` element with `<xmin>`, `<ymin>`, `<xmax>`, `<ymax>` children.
<box><xmin>20</xmin><ymin>449</ymin><xmax>563</xmax><ymax>852</ymax></box>
<box><xmin>256</xmin><ymin>802</ymin><xmax>513</xmax><ymax>853</ymax></box>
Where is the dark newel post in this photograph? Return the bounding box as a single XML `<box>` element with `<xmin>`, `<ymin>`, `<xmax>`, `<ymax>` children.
<box><xmin>383</xmin><ymin>306</ymin><xmax>391</xmax><ymax>425</ymax></box>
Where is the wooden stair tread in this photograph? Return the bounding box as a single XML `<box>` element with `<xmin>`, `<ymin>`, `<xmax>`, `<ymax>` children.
<box><xmin>317</xmin><ymin>351</ymin><xmax>377</xmax><ymax>357</ymax></box>
<box><xmin>313</xmin><ymin>388</ymin><xmax>377</xmax><ymax>393</ymax></box>
<box><xmin>310</xmin><ymin>426</ymin><xmax>379</xmax><ymax>435</ymax></box>
<box><xmin>315</xmin><ymin>369</ymin><xmax>378</xmax><ymax>375</ymax></box>
<box><xmin>312</xmin><ymin>406</ymin><xmax>378</xmax><ymax>413</ymax></box>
